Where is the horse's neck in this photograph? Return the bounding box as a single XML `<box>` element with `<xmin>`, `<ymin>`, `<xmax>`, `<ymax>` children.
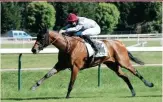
<box><xmin>52</xmin><ymin>35</ymin><xmax>75</xmax><ymax>53</ymax></box>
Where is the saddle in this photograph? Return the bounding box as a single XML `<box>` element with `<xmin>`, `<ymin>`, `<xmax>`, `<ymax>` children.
<box><xmin>63</xmin><ymin>33</ymin><xmax>107</xmax><ymax>57</ymax></box>
<box><xmin>63</xmin><ymin>33</ymin><xmax>108</xmax><ymax>67</ymax></box>
<box><xmin>82</xmin><ymin>37</ymin><xmax>108</xmax><ymax>68</ymax></box>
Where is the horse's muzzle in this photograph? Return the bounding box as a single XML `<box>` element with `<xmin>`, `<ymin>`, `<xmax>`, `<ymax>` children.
<box><xmin>31</xmin><ymin>48</ymin><xmax>37</xmax><ymax>54</ymax></box>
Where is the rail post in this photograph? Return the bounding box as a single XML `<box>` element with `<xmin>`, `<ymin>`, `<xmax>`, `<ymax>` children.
<box><xmin>18</xmin><ymin>53</ymin><xmax>22</xmax><ymax>91</ymax></box>
<box><xmin>98</xmin><ymin>64</ymin><xmax>101</xmax><ymax>87</ymax></box>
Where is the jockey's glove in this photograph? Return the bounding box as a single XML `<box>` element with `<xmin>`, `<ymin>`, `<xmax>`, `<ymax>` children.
<box><xmin>75</xmin><ymin>31</ymin><xmax>82</xmax><ymax>36</ymax></box>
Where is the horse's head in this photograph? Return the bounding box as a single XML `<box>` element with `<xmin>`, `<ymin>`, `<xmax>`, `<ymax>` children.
<box><xmin>31</xmin><ymin>28</ymin><xmax>48</xmax><ymax>54</ymax></box>
<box><xmin>31</xmin><ymin>28</ymin><xmax>58</xmax><ymax>54</ymax></box>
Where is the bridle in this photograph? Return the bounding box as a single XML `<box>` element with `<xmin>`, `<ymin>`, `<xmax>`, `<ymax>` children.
<box><xmin>36</xmin><ymin>31</ymin><xmax>71</xmax><ymax>53</ymax></box>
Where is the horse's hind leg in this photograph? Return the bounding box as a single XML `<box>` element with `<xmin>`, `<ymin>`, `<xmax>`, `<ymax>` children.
<box><xmin>128</xmin><ymin>66</ymin><xmax>153</xmax><ymax>87</ymax></box>
<box><xmin>118</xmin><ymin>59</ymin><xmax>154</xmax><ymax>87</ymax></box>
<box><xmin>104</xmin><ymin>62</ymin><xmax>136</xmax><ymax>97</ymax></box>
<box><xmin>31</xmin><ymin>62</ymin><xmax>62</xmax><ymax>91</ymax></box>
<box><xmin>135</xmin><ymin>69</ymin><xmax>154</xmax><ymax>87</ymax></box>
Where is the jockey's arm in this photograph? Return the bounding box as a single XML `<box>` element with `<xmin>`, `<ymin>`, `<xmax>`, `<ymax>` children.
<box><xmin>59</xmin><ymin>24</ymin><xmax>71</xmax><ymax>34</ymax></box>
<box><xmin>66</xmin><ymin>25</ymin><xmax>83</xmax><ymax>33</ymax></box>
<box><xmin>62</xmin><ymin>24</ymin><xmax>71</xmax><ymax>30</ymax></box>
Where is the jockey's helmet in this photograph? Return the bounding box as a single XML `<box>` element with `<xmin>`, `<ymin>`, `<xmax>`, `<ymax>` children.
<box><xmin>67</xmin><ymin>13</ymin><xmax>78</xmax><ymax>22</ymax></box>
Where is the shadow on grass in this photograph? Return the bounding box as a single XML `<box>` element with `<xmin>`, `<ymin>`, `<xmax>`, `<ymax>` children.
<box><xmin>1</xmin><ymin>96</ymin><xmax>103</xmax><ymax>101</ymax></box>
<box><xmin>1</xmin><ymin>97</ymin><xmax>65</xmax><ymax>101</ymax></box>
<box><xmin>119</xmin><ymin>95</ymin><xmax>162</xmax><ymax>98</ymax></box>
<box><xmin>2</xmin><ymin>95</ymin><xmax>161</xmax><ymax>100</ymax></box>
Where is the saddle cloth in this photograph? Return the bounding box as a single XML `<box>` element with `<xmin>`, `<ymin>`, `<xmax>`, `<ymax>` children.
<box><xmin>85</xmin><ymin>40</ymin><xmax>108</xmax><ymax>57</ymax></box>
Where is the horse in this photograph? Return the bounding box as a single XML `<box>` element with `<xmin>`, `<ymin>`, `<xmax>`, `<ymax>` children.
<box><xmin>31</xmin><ymin>28</ymin><xmax>154</xmax><ymax>98</ymax></box>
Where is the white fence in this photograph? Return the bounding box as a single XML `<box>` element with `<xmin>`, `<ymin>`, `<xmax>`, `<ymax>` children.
<box><xmin>1</xmin><ymin>47</ymin><xmax>163</xmax><ymax>54</ymax></box>
<box><xmin>90</xmin><ymin>33</ymin><xmax>162</xmax><ymax>40</ymax></box>
<box><xmin>1</xmin><ymin>33</ymin><xmax>162</xmax><ymax>44</ymax></box>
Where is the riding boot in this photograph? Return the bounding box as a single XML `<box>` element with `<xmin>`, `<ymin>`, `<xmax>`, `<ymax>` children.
<box><xmin>82</xmin><ymin>35</ymin><xmax>98</xmax><ymax>55</ymax></box>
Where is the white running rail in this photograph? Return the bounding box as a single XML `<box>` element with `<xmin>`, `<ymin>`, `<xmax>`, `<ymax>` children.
<box><xmin>0</xmin><ymin>47</ymin><xmax>163</xmax><ymax>54</ymax></box>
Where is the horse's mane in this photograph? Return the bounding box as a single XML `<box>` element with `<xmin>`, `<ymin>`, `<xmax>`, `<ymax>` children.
<box><xmin>50</xmin><ymin>30</ymin><xmax>84</xmax><ymax>43</ymax></box>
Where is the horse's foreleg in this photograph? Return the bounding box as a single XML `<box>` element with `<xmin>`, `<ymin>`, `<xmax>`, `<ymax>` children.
<box><xmin>31</xmin><ymin>66</ymin><xmax>60</xmax><ymax>91</ymax></box>
<box><xmin>66</xmin><ymin>66</ymin><xmax>79</xmax><ymax>98</ymax></box>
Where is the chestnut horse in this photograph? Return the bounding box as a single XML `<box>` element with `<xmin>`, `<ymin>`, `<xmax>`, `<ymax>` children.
<box><xmin>31</xmin><ymin>29</ymin><xmax>153</xmax><ymax>98</ymax></box>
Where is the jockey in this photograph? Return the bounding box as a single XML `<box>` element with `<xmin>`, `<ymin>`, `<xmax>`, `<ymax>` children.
<box><xmin>59</xmin><ymin>13</ymin><xmax>101</xmax><ymax>54</ymax></box>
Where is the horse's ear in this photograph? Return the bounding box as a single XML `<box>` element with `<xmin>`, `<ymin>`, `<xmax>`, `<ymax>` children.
<box><xmin>43</xmin><ymin>27</ymin><xmax>48</xmax><ymax>34</ymax></box>
<box><xmin>38</xmin><ymin>24</ymin><xmax>43</xmax><ymax>35</ymax></box>
<box><xmin>38</xmin><ymin>29</ymin><xmax>41</xmax><ymax>35</ymax></box>
<box><xmin>38</xmin><ymin>24</ymin><xmax>48</xmax><ymax>35</ymax></box>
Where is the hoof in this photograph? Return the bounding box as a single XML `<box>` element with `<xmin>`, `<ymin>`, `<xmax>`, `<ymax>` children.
<box><xmin>31</xmin><ymin>85</ymin><xmax>37</xmax><ymax>91</ymax></box>
<box><xmin>31</xmin><ymin>87</ymin><xmax>36</xmax><ymax>91</ymax></box>
<box><xmin>132</xmin><ymin>93</ymin><xmax>136</xmax><ymax>97</ymax></box>
<box><xmin>66</xmin><ymin>96</ymin><xmax>69</xmax><ymax>99</ymax></box>
<box><xmin>149</xmin><ymin>83</ymin><xmax>154</xmax><ymax>87</ymax></box>
<box><xmin>131</xmin><ymin>89</ymin><xmax>136</xmax><ymax>97</ymax></box>
<box><xmin>66</xmin><ymin>95</ymin><xmax>70</xmax><ymax>99</ymax></box>
<box><xmin>145</xmin><ymin>82</ymin><xmax>154</xmax><ymax>88</ymax></box>
<box><xmin>144</xmin><ymin>80</ymin><xmax>154</xmax><ymax>88</ymax></box>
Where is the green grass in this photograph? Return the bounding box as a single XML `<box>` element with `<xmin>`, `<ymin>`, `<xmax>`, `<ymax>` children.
<box><xmin>122</xmin><ymin>41</ymin><xmax>138</xmax><ymax>46</ymax></box>
<box><xmin>145</xmin><ymin>40</ymin><xmax>162</xmax><ymax>47</ymax></box>
<box><xmin>121</xmin><ymin>40</ymin><xmax>161</xmax><ymax>47</ymax></box>
<box><xmin>1</xmin><ymin>52</ymin><xmax>162</xmax><ymax>69</ymax></box>
<box><xmin>131</xmin><ymin>52</ymin><xmax>162</xmax><ymax>64</ymax></box>
<box><xmin>1</xmin><ymin>43</ymin><xmax>34</xmax><ymax>48</ymax></box>
<box><xmin>1</xmin><ymin>66</ymin><xmax>162</xmax><ymax>102</ymax></box>
<box><xmin>1</xmin><ymin>54</ymin><xmax>58</xmax><ymax>69</ymax></box>
<box><xmin>1</xmin><ymin>43</ymin><xmax>54</xmax><ymax>48</ymax></box>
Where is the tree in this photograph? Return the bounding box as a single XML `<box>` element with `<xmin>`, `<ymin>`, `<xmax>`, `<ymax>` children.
<box><xmin>142</xmin><ymin>2</ymin><xmax>162</xmax><ymax>33</ymax></box>
<box><xmin>26</xmin><ymin>2</ymin><xmax>56</xmax><ymax>33</ymax></box>
<box><xmin>114</xmin><ymin>2</ymin><xmax>135</xmax><ymax>31</ymax></box>
<box><xmin>115</xmin><ymin>2</ymin><xmax>162</xmax><ymax>33</ymax></box>
<box><xmin>1</xmin><ymin>2</ymin><xmax>22</xmax><ymax>34</ymax></box>
<box><xmin>51</xmin><ymin>2</ymin><xmax>69</xmax><ymax>30</ymax></box>
<box><xmin>53</xmin><ymin>2</ymin><xmax>98</xmax><ymax>30</ymax></box>
<box><xmin>18</xmin><ymin>2</ymin><xmax>30</xmax><ymax>30</ymax></box>
<box><xmin>132</xmin><ymin>2</ymin><xmax>162</xmax><ymax>33</ymax></box>
<box><xmin>64</xmin><ymin>2</ymin><xmax>98</xmax><ymax>19</ymax></box>
<box><xmin>95</xmin><ymin>3</ymin><xmax>120</xmax><ymax>34</ymax></box>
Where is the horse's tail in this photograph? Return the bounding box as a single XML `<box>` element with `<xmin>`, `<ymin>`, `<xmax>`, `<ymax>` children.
<box><xmin>128</xmin><ymin>51</ymin><xmax>145</xmax><ymax>65</ymax></box>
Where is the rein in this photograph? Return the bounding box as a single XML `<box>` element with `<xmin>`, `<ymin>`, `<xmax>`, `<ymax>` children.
<box><xmin>63</xmin><ymin>35</ymin><xmax>71</xmax><ymax>53</ymax></box>
<box><xmin>51</xmin><ymin>35</ymin><xmax>60</xmax><ymax>45</ymax></box>
<box><xmin>50</xmin><ymin>32</ymin><xmax>71</xmax><ymax>53</ymax></box>
<box><xmin>49</xmin><ymin>32</ymin><xmax>86</xmax><ymax>53</ymax></box>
